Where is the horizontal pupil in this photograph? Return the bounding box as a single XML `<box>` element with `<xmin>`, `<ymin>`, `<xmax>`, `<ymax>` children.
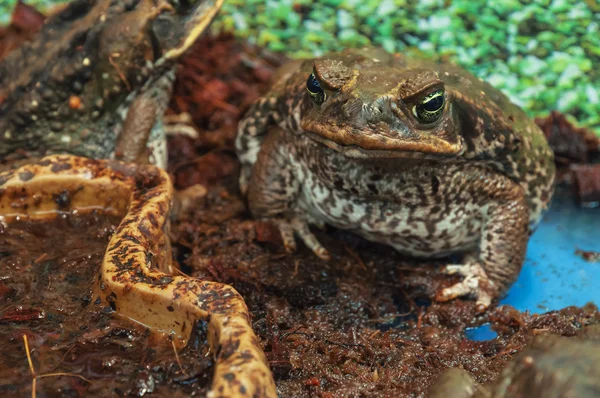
<box><xmin>422</xmin><ymin>93</ymin><xmax>444</xmax><ymax>112</ymax></box>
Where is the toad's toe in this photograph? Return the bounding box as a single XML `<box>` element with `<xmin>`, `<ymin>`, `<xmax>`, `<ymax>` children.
<box><xmin>276</xmin><ymin>219</ymin><xmax>297</xmax><ymax>253</ymax></box>
<box><xmin>171</xmin><ymin>184</ymin><xmax>208</xmax><ymax>219</ymax></box>
<box><xmin>274</xmin><ymin>217</ymin><xmax>330</xmax><ymax>260</ymax></box>
<box><xmin>436</xmin><ymin>262</ymin><xmax>495</xmax><ymax>310</ymax></box>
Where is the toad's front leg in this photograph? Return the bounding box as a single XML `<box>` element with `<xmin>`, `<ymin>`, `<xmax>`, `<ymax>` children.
<box><xmin>114</xmin><ymin>73</ymin><xmax>176</xmax><ymax>168</ymax></box>
<box><xmin>247</xmin><ymin>128</ymin><xmax>331</xmax><ymax>260</ymax></box>
<box><xmin>436</xmin><ymin>171</ymin><xmax>530</xmax><ymax>310</ymax></box>
<box><xmin>114</xmin><ymin>94</ymin><xmax>157</xmax><ymax>165</ymax></box>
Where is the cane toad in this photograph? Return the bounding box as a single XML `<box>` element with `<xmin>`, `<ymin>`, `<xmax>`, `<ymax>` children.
<box><xmin>0</xmin><ymin>0</ymin><xmax>224</xmax><ymax>168</ymax></box>
<box><xmin>235</xmin><ymin>47</ymin><xmax>555</xmax><ymax>309</ymax></box>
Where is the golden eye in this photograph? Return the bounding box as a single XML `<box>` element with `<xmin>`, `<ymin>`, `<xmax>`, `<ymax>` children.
<box><xmin>412</xmin><ymin>89</ymin><xmax>445</xmax><ymax>123</ymax></box>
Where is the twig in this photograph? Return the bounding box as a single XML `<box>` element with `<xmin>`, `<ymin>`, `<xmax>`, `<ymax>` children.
<box><xmin>324</xmin><ymin>339</ymin><xmax>365</xmax><ymax>350</ymax></box>
<box><xmin>344</xmin><ymin>246</ymin><xmax>367</xmax><ymax>271</ymax></box>
<box><xmin>33</xmin><ymin>253</ymin><xmax>48</xmax><ymax>264</ymax></box>
<box><xmin>171</xmin><ymin>339</ymin><xmax>187</xmax><ymax>376</ymax></box>
<box><xmin>37</xmin><ymin>373</ymin><xmax>91</xmax><ymax>383</ymax></box>
<box><xmin>23</xmin><ymin>334</ymin><xmax>36</xmax><ymax>398</ymax></box>
<box><xmin>491</xmin><ymin>345</ymin><xmax>524</xmax><ymax>359</ymax></box>
<box><xmin>23</xmin><ymin>334</ymin><xmax>91</xmax><ymax>398</ymax></box>
<box><xmin>23</xmin><ymin>335</ymin><xmax>35</xmax><ymax>375</ymax></box>
<box><xmin>108</xmin><ymin>54</ymin><xmax>131</xmax><ymax>91</ymax></box>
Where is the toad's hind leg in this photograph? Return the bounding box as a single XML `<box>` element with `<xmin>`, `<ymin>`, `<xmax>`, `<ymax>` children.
<box><xmin>436</xmin><ymin>172</ymin><xmax>530</xmax><ymax>310</ymax></box>
<box><xmin>247</xmin><ymin>128</ymin><xmax>330</xmax><ymax>260</ymax></box>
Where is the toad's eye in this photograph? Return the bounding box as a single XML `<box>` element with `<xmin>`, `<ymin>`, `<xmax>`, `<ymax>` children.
<box><xmin>412</xmin><ymin>89</ymin><xmax>445</xmax><ymax>123</ymax></box>
<box><xmin>306</xmin><ymin>73</ymin><xmax>326</xmax><ymax>105</ymax></box>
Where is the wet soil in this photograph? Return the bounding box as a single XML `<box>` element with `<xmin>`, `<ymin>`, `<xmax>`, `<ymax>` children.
<box><xmin>0</xmin><ymin>212</ymin><xmax>213</xmax><ymax>397</ymax></box>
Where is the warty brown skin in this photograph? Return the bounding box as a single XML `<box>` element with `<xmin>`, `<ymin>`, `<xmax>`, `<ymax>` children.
<box><xmin>0</xmin><ymin>0</ymin><xmax>224</xmax><ymax>169</ymax></box>
<box><xmin>235</xmin><ymin>47</ymin><xmax>555</xmax><ymax>309</ymax></box>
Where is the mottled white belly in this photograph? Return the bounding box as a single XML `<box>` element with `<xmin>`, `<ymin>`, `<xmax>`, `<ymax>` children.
<box><xmin>296</xmin><ymin>168</ymin><xmax>482</xmax><ymax>258</ymax></box>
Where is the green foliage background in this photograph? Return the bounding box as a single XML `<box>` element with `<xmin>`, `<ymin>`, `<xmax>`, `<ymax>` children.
<box><xmin>2</xmin><ymin>0</ymin><xmax>599</xmax><ymax>135</ymax></box>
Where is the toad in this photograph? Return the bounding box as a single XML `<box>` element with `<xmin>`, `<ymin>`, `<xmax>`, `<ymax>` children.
<box><xmin>0</xmin><ymin>0</ymin><xmax>224</xmax><ymax>168</ymax></box>
<box><xmin>235</xmin><ymin>47</ymin><xmax>555</xmax><ymax>309</ymax></box>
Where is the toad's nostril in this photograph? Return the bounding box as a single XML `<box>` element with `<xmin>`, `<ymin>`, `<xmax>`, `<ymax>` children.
<box><xmin>371</xmin><ymin>97</ymin><xmax>389</xmax><ymax>118</ymax></box>
<box><xmin>343</xmin><ymin>98</ymin><xmax>363</xmax><ymax>119</ymax></box>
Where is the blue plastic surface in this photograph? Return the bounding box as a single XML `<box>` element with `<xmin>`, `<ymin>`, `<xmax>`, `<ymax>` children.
<box><xmin>501</xmin><ymin>188</ymin><xmax>600</xmax><ymax>312</ymax></box>
<box><xmin>468</xmin><ymin>188</ymin><xmax>599</xmax><ymax>340</ymax></box>
<box><xmin>465</xmin><ymin>324</ymin><xmax>498</xmax><ymax>341</ymax></box>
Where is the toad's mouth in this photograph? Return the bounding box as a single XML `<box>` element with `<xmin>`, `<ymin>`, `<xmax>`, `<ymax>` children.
<box><xmin>302</xmin><ymin>130</ymin><xmax>464</xmax><ymax>159</ymax></box>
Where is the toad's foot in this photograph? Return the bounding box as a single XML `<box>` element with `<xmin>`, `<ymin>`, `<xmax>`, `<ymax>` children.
<box><xmin>436</xmin><ymin>261</ymin><xmax>497</xmax><ymax>310</ymax></box>
<box><xmin>164</xmin><ymin>112</ymin><xmax>200</xmax><ymax>139</ymax></box>
<box><xmin>171</xmin><ymin>184</ymin><xmax>208</xmax><ymax>219</ymax></box>
<box><xmin>275</xmin><ymin>217</ymin><xmax>330</xmax><ymax>260</ymax></box>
